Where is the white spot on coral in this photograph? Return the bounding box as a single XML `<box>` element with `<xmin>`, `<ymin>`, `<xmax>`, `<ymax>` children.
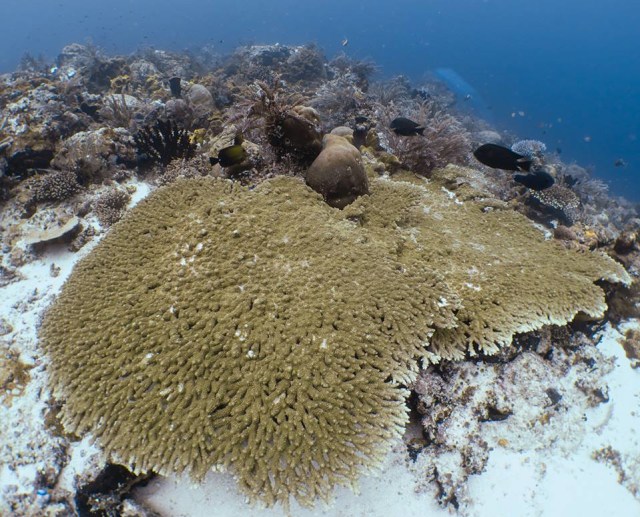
<box><xmin>467</xmin><ymin>266</ymin><xmax>479</xmax><ymax>276</ymax></box>
<box><xmin>246</xmin><ymin>350</ymin><xmax>256</xmax><ymax>359</ymax></box>
<box><xmin>437</xmin><ymin>297</ymin><xmax>448</xmax><ymax>307</ymax></box>
<box><xmin>178</xmin><ymin>383</ymin><xmax>184</xmax><ymax>393</ymax></box>
<box><xmin>195</xmin><ymin>242</ymin><xmax>203</xmax><ymax>252</ymax></box>
<box><xmin>179</xmin><ymin>257</ymin><xmax>187</xmax><ymax>266</ymax></box>
<box><xmin>282</xmin><ymin>235</ymin><xmax>290</xmax><ymax>244</ymax></box>
<box><xmin>441</xmin><ymin>187</ymin><xmax>464</xmax><ymax>205</ymax></box>
<box><xmin>320</xmin><ymin>338</ymin><xmax>328</xmax><ymax>349</ymax></box>
<box><xmin>464</xmin><ymin>282</ymin><xmax>481</xmax><ymax>291</ymax></box>
<box><xmin>145</xmin><ymin>352</ymin><xmax>154</xmax><ymax>360</ymax></box>
<box><xmin>273</xmin><ymin>394</ymin><xmax>283</xmax><ymax>405</ymax></box>
<box><xmin>238</xmin><ymin>284</ymin><xmax>245</xmax><ymax>293</ymax></box>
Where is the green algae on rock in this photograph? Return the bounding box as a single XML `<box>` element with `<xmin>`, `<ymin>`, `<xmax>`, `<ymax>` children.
<box><xmin>40</xmin><ymin>172</ymin><xmax>630</xmax><ymax>507</ymax></box>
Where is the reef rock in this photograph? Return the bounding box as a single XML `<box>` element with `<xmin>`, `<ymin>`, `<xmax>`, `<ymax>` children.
<box><xmin>1</xmin><ymin>81</ymin><xmax>86</xmax><ymax>175</ymax></box>
<box><xmin>51</xmin><ymin>128</ymin><xmax>136</xmax><ymax>183</ymax></box>
<box><xmin>305</xmin><ymin>133</ymin><xmax>369</xmax><ymax>208</ymax></box>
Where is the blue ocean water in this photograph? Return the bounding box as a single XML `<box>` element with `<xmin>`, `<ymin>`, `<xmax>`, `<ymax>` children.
<box><xmin>2</xmin><ymin>0</ymin><xmax>638</xmax><ymax>200</ymax></box>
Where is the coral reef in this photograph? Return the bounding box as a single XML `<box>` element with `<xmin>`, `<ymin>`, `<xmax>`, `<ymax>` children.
<box><xmin>1</xmin><ymin>39</ymin><xmax>639</xmax><ymax>515</ymax></box>
<box><xmin>40</xmin><ymin>172</ymin><xmax>628</xmax><ymax>508</ymax></box>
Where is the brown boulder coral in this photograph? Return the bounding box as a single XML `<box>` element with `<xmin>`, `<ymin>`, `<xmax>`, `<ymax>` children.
<box><xmin>40</xmin><ymin>172</ymin><xmax>629</xmax><ymax>508</ymax></box>
<box><xmin>305</xmin><ymin>133</ymin><xmax>369</xmax><ymax>208</ymax></box>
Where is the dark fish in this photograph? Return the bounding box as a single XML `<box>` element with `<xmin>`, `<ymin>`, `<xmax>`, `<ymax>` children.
<box><xmin>473</xmin><ymin>143</ymin><xmax>532</xmax><ymax>172</ymax></box>
<box><xmin>390</xmin><ymin>117</ymin><xmax>425</xmax><ymax>136</ymax></box>
<box><xmin>168</xmin><ymin>77</ymin><xmax>181</xmax><ymax>98</ymax></box>
<box><xmin>514</xmin><ymin>169</ymin><xmax>555</xmax><ymax>191</ymax></box>
<box><xmin>209</xmin><ymin>144</ymin><xmax>247</xmax><ymax>167</ymax></box>
<box><xmin>614</xmin><ymin>158</ymin><xmax>627</xmax><ymax>168</ymax></box>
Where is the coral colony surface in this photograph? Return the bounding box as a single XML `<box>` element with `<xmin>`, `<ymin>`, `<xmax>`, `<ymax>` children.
<box><xmin>1</xmin><ymin>43</ymin><xmax>640</xmax><ymax>516</ymax></box>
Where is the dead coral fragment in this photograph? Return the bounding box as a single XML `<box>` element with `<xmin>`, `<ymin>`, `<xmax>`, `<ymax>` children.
<box><xmin>41</xmin><ymin>176</ymin><xmax>457</xmax><ymax>509</ymax></box>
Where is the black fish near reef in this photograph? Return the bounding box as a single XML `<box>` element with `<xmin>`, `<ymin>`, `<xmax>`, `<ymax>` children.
<box><xmin>473</xmin><ymin>143</ymin><xmax>532</xmax><ymax>172</ymax></box>
<box><xmin>168</xmin><ymin>77</ymin><xmax>181</xmax><ymax>98</ymax></box>
<box><xmin>514</xmin><ymin>169</ymin><xmax>555</xmax><ymax>191</ymax></box>
<box><xmin>390</xmin><ymin>117</ymin><xmax>425</xmax><ymax>136</ymax></box>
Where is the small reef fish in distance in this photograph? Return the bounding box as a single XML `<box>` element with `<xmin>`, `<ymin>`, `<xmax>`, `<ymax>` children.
<box><xmin>473</xmin><ymin>143</ymin><xmax>532</xmax><ymax>172</ymax></box>
<box><xmin>341</xmin><ymin>37</ymin><xmax>349</xmax><ymax>47</ymax></box>
<box><xmin>513</xmin><ymin>169</ymin><xmax>555</xmax><ymax>191</ymax></box>
<box><xmin>168</xmin><ymin>77</ymin><xmax>181</xmax><ymax>98</ymax></box>
<box><xmin>390</xmin><ymin>117</ymin><xmax>425</xmax><ymax>136</ymax></box>
<box><xmin>614</xmin><ymin>158</ymin><xmax>627</xmax><ymax>168</ymax></box>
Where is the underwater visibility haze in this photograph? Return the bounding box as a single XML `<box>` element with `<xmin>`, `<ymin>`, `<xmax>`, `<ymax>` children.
<box><xmin>2</xmin><ymin>0</ymin><xmax>639</xmax><ymax>200</ymax></box>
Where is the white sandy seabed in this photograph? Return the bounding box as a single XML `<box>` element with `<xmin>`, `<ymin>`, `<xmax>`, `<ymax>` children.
<box><xmin>0</xmin><ymin>180</ymin><xmax>639</xmax><ymax>517</ymax></box>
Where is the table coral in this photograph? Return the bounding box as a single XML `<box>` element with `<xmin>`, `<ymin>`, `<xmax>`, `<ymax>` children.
<box><xmin>40</xmin><ymin>172</ymin><xmax>629</xmax><ymax>508</ymax></box>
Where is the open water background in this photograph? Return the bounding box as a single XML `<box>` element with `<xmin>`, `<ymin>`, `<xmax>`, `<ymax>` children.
<box><xmin>2</xmin><ymin>0</ymin><xmax>638</xmax><ymax>200</ymax></box>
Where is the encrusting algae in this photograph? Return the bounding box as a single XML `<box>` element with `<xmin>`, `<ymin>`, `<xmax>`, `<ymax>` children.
<box><xmin>40</xmin><ymin>172</ymin><xmax>630</xmax><ymax>508</ymax></box>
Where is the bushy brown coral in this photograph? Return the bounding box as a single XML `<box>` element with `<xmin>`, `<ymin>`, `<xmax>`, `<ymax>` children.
<box><xmin>241</xmin><ymin>80</ymin><xmax>322</xmax><ymax>165</ymax></box>
<box><xmin>31</xmin><ymin>170</ymin><xmax>80</xmax><ymax>202</ymax></box>
<box><xmin>93</xmin><ymin>188</ymin><xmax>131</xmax><ymax>227</ymax></box>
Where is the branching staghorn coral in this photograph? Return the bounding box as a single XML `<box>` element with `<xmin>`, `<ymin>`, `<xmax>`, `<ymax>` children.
<box><xmin>40</xmin><ymin>170</ymin><xmax>629</xmax><ymax>509</ymax></box>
